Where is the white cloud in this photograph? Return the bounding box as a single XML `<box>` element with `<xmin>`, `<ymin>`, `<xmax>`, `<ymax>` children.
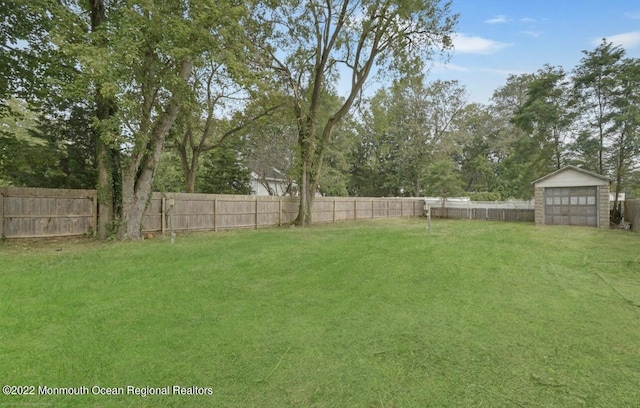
<box><xmin>521</xmin><ymin>30</ymin><xmax>542</xmax><ymax>38</ymax></box>
<box><xmin>519</xmin><ymin>17</ymin><xmax>536</xmax><ymax>23</ymax></box>
<box><xmin>453</xmin><ymin>33</ymin><xmax>513</xmax><ymax>54</ymax></box>
<box><xmin>593</xmin><ymin>32</ymin><xmax>640</xmax><ymax>49</ymax></box>
<box><xmin>432</xmin><ymin>63</ymin><xmax>527</xmax><ymax>77</ymax></box>
<box><xmin>485</xmin><ymin>15</ymin><xmax>508</xmax><ymax>24</ymax></box>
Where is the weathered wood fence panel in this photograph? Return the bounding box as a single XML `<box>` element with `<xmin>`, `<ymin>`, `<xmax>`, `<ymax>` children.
<box><xmin>143</xmin><ymin>195</ymin><xmax>424</xmax><ymax>231</ymax></box>
<box><xmin>1</xmin><ymin>188</ymin><xmax>538</xmax><ymax>239</ymax></box>
<box><xmin>0</xmin><ymin>187</ymin><xmax>96</xmax><ymax>238</ymax></box>
<box><xmin>430</xmin><ymin>206</ymin><xmax>534</xmax><ymax>222</ymax></box>
<box><xmin>625</xmin><ymin>199</ymin><xmax>640</xmax><ymax>233</ymax></box>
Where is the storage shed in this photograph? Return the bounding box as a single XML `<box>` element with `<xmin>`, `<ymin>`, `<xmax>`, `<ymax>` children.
<box><xmin>532</xmin><ymin>166</ymin><xmax>611</xmax><ymax>228</ymax></box>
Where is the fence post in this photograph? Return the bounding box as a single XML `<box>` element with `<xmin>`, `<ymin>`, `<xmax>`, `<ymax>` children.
<box><xmin>214</xmin><ymin>198</ymin><xmax>218</xmax><ymax>232</ymax></box>
<box><xmin>91</xmin><ymin>191</ymin><xmax>97</xmax><ymax>236</ymax></box>
<box><xmin>161</xmin><ymin>197</ymin><xmax>166</xmax><ymax>235</ymax></box>
<box><xmin>354</xmin><ymin>199</ymin><xmax>357</xmax><ymax>220</ymax></box>
<box><xmin>0</xmin><ymin>189</ymin><xmax>4</xmax><ymax>238</ymax></box>
<box><xmin>333</xmin><ymin>199</ymin><xmax>336</xmax><ymax>223</ymax></box>
<box><xmin>255</xmin><ymin>196</ymin><xmax>259</xmax><ymax>229</ymax></box>
<box><xmin>372</xmin><ymin>200</ymin><xmax>375</xmax><ymax>219</ymax></box>
<box><xmin>278</xmin><ymin>197</ymin><xmax>282</xmax><ymax>227</ymax></box>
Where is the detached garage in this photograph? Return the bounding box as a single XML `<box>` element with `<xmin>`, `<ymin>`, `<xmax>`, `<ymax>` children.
<box><xmin>532</xmin><ymin>166</ymin><xmax>611</xmax><ymax>228</ymax></box>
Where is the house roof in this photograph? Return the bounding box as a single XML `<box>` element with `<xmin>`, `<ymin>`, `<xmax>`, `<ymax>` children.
<box><xmin>531</xmin><ymin>165</ymin><xmax>611</xmax><ymax>185</ymax></box>
<box><xmin>249</xmin><ymin>166</ymin><xmax>288</xmax><ymax>182</ymax></box>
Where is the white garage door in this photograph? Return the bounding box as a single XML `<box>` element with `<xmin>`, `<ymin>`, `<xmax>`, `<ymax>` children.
<box><xmin>544</xmin><ymin>187</ymin><xmax>598</xmax><ymax>227</ymax></box>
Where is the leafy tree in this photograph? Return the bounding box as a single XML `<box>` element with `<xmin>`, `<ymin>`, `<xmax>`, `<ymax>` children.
<box><xmin>244</xmin><ymin>114</ymin><xmax>298</xmax><ymax>196</ymax></box>
<box><xmin>45</xmin><ymin>0</ymin><xmax>249</xmax><ymax>239</ymax></box>
<box><xmin>318</xmin><ymin>117</ymin><xmax>357</xmax><ymax>197</ymax></box>
<box><xmin>33</xmin><ymin>102</ymin><xmax>97</xmax><ymax>189</ymax></box>
<box><xmin>422</xmin><ymin>159</ymin><xmax>464</xmax><ymax>215</ymax></box>
<box><xmin>0</xmin><ymin>2</ymin><xmax>73</xmax><ymax>106</ymax></box>
<box><xmin>198</xmin><ymin>138</ymin><xmax>251</xmax><ymax>195</ymax></box>
<box><xmin>1</xmin><ymin>3</ymin><xmax>89</xmax><ymax>189</ymax></box>
<box><xmin>571</xmin><ymin>41</ymin><xmax>640</xmax><ymax>219</ymax></box>
<box><xmin>170</xmin><ymin>62</ymin><xmax>282</xmax><ymax>194</ymax></box>
<box><xmin>513</xmin><ymin>65</ymin><xmax>572</xmax><ymax>173</ymax></box>
<box><xmin>453</xmin><ymin>103</ymin><xmax>499</xmax><ymax>194</ymax></box>
<box><xmin>566</xmin><ymin>130</ymin><xmax>602</xmax><ymax>172</ymax></box>
<box><xmin>152</xmin><ymin>150</ymin><xmax>186</xmax><ymax>193</ymax></box>
<box><xmin>0</xmin><ymin>98</ymin><xmax>96</xmax><ymax>189</ymax></box>
<box><xmin>608</xmin><ymin>57</ymin><xmax>640</xmax><ymax>219</ymax></box>
<box><xmin>0</xmin><ymin>99</ymin><xmax>50</xmax><ymax>185</ymax></box>
<box><xmin>256</xmin><ymin>0</ymin><xmax>457</xmax><ymax>224</ymax></box>
<box><xmin>486</xmin><ymin>73</ymin><xmax>535</xmax><ymax>199</ymax></box>
<box><xmin>349</xmin><ymin>76</ymin><xmax>467</xmax><ymax>197</ymax></box>
<box><xmin>572</xmin><ymin>40</ymin><xmax>625</xmax><ymax>174</ymax></box>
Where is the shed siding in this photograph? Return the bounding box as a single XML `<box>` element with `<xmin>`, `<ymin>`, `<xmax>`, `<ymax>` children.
<box><xmin>535</xmin><ymin>170</ymin><xmax>609</xmax><ymax>188</ymax></box>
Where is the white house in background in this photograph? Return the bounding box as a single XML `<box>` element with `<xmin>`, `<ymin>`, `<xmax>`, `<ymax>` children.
<box><xmin>250</xmin><ymin>168</ymin><xmax>296</xmax><ymax>196</ymax></box>
<box><xmin>610</xmin><ymin>192</ymin><xmax>625</xmax><ymax>202</ymax></box>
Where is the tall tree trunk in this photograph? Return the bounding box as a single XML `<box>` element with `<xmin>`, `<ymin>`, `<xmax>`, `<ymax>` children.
<box><xmin>611</xmin><ymin>132</ymin><xmax>627</xmax><ymax>224</ymax></box>
<box><xmin>295</xmin><ymin>159</ymin><xmax>312</xmax><ymax>225</ymax></box>
<box><xmin>177</xmin><ymin>146</ymin><xmax>200</xmax><ymax>193</ymax></box>
<box><xmin>96</xmin><ymin>139</ymin><xmax>114</xmax><ymax>239</ymax></box>
<box><xmin>294</xmin><ymin>117</ymin><xmax>314</xmax><ymax>225</ymax></box>
<box><xmin>118</xmin><ymin>60</ymin><xmax>193</xmax><ymax>239</ymax></box>
<box><xmin>185</xmin><ymin>162</ymin><xmax>198</xmax><ymax>193</ymax></box>
<box><xmin>91</xmin><ymin>0</ymin><xmax>116</xmax><ymax>239</ymax></box>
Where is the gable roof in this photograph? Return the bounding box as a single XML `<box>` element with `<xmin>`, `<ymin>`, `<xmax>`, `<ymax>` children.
<box><xmin>532</xmin><ymin>165</ymin><xmax>611</xmax><ymax>186</ymax></box>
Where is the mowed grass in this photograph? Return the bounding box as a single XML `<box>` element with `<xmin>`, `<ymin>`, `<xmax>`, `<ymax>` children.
<box><xmin>1</xmin><ymin>219</ymin><xmax>640</xmax><ymax>407</ymax></box>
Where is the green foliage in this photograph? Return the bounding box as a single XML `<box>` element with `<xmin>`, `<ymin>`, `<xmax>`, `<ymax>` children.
<box><xmin>0</xmin><ymin>98</ymin><xmax>95</xmax><ymax>188</ymax></box>
<box><xmin>153</xmin><ymin>150</ymin><xmax>186</xmax><ymax>193</ymax></box>
<box><xmin>422</xmin><ymin>159</ymin><xmax>465</xmax><ymax>198</ymax></box>
<box><xmin>258</xmin><ymin>0</ymin><xmax>457</xmax><ymax>223</ymax></box>
<box><xmin>349</xmin><ymin>76</ymin><xmax>468</xmax><ymax>197</ymax></box>
<box><xmin>571</xmin><ymin>40</ymin><xmax>625</xmax><ymax>175</ymax></box>
<box><xmin>198</xmin><ymin>140</ymin><xmax>251</xmax><ymax>195</ymax></box>
<box><xmin>455</xmin><ymin>103</ymin><xmax>502</xmax><ymax>194</ymax></box>
<box><xmin>4</xmin><ymin>1</ymin><xmax>640</xmax><ymax>216</ymax></box>
<box><xmin>513</xmin><ymin>65</ymin><xmax>572</xmax><ymax>173</ymax></box>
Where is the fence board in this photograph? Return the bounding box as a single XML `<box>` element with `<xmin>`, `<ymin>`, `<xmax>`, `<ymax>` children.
<box><xmin>0</xmin><ymin>190</ymin><xmax>4</xmax><ymax>238</ymax></box>
<box><xmin>625</xmin><ymin>199</ymin><xmax>640</xmax><ymax>233</ymax></box>
<box><xmin>0</xmin><ymin>187</ymin><xmax>96</xmax><ymax>238</ymax></box>
<box><xmin>1</xmin><ymin>187</ymin><xmax>537</xmax><ymax>239</ymax></box>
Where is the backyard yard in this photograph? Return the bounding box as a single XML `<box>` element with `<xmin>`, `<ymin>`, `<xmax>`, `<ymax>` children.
<box><xmin>1</xmin><ymin>219</ymin><xmax>639</xmax><ymax>407</ymax></box>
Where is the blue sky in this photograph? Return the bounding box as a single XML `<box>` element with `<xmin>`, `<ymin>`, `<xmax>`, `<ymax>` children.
<box><xmin>432</xmin><ymin>0</ymin><xmax>640</xmax><ymax>104</ymax></box>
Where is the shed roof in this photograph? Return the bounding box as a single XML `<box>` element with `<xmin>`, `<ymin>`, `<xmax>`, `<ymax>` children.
<box><xmin>532</xmin><ymin>165</ymin><xmax>611</xmax><ymax>187</ymax></box>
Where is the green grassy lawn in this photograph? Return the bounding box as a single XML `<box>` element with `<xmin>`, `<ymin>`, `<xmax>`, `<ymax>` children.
<box><xmin>1</xmin><ymin>219</ymin><xmax>639</xmax><ymax>407</ymax></box>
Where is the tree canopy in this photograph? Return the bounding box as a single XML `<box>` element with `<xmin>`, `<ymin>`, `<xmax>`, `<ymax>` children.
<box><xmin>2</xmin><ymin>3</ymin><xmax>640</xmax><ymax>234</ymax></box>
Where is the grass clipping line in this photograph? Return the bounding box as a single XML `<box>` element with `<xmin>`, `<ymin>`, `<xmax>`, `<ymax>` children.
<box><xmin>595</xmin><ymin>272</ymin><xmax>640</xmax><ymax>312</ymax></box>
<box><xmin>258</xmin><ymin>346</ymin><xmax>291</xmax><ymax>383</ymax></box>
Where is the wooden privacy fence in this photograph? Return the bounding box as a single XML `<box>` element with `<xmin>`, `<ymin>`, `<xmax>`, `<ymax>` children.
<box><xmin>142</xmin><ymin>193</ymin><xmax>424</xmax><ymax>233</ymax></box>
<box><xmin>0</xmin><ymin>186</ymin><xmax>97</xmax><ymax>239</ymax></box>
<box><xmin>424</xmin><ymin>199</ymin><xmax>535</xmax><ymax>222</ymax></box>
<box><xmin>625</xmin><ymin>199</ymin><xmax>640</xmax><ymax>233</ymax></box>
<box><xmin>0</xmin><ymin>187</ymin><xmax>536</xmax><ymax>239</ymax></box>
